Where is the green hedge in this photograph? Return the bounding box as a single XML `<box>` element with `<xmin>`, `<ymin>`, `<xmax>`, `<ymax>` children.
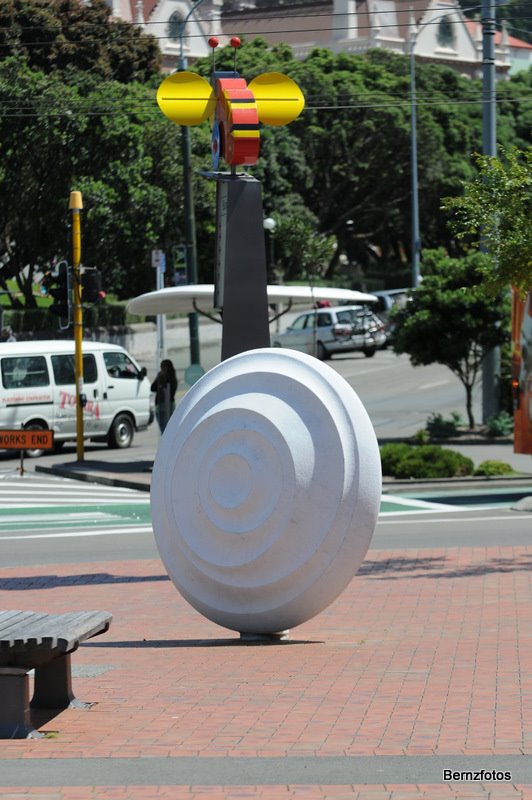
<box><xmin>380</xmin><ymin>443</ymin><xmax>474</xmax><ymax>479</ymax></box>
<box><xmin>474</xmin><ymin>460</ymin><xmax>515</xmax><ymax>477</ymax></box>
<box><xmin>2</xmin><ymin>304</ymin><xmax>129</xmax><ymax>336</ymax></box>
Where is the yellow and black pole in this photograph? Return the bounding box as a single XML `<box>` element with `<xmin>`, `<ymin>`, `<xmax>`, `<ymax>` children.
<box><xmin>69</xmin><ymin>190</ymin><xmax>85</xmax><ymax>461</ymax></box>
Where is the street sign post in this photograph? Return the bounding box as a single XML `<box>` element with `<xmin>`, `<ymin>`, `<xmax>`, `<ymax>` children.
<box><xmin>152</xmin><ymin>250</ymin><xmax>167</xmax><ymax>366</ymax></box>
<box><xmin>0</xmin><ymin>429</ymin><xmax>54</xmax><ymax>476</ymax></box>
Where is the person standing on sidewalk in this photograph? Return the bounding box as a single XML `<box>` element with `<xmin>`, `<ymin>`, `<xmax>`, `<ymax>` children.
<box><xmin>151</xmin><ymin>359</ymin><xmax>178</xmax><ymax>434</ymax></box>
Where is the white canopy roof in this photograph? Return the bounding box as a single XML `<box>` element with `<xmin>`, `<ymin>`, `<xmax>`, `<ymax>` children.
<box><xmin>127</xmin><ymin>284</ymin><xmax>377</xmax><ymax>316</ymax></box>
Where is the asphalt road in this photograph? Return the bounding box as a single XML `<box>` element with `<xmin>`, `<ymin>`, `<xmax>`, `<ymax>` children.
<box><xmin>134</xmin><ymin>320</ymin><xmax>483</xmax><ymax>440</ymax></box>
<box><xmin>0</xmin><ymin>344</ymin><xmax>529</xmax><ymax>570</ymax></box>
<box><xmin>4</xmin><ymin>346</ymin><xmax>529</xmax><ymax>471</ymax></box>
<box><xmin>0</xmin><ymin>471</ymin><xmax>529</xmax><ymax>568</ymax></box>
<box><xmin>0</xmin><ymin>350</ymin><xmax>481</xmax><ymax>469</ymax></box>
<box><xmin>2</xmin><ymin>506</ymin><xmax>531</xmax><ymax>568</ymax></box>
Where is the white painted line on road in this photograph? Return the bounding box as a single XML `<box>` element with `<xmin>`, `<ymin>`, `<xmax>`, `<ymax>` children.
<box><xmin>0</xmin><ymin>486</ymin><xmax>144</xmax><ymax>494</ymax></box>
<box><xmin>0</xmin><ymin>500</ymin><xmax>148</xmax><ymax>509</ymax></box>
<box><xmin>378</xmin><ymin>514</ymin><xmax>532</xmax><ymax>525</ymax></box>
<box><xmin>418</xmin><ymin>379</ymin><xmax>450</xmax><ymax>390</ymax></box>
<box><xmin>0</xmin><ymin>511</ymin><xmax>112</xmax><ymax>522</ymax></box>
<box><xmin>0</xmin><ymin>526</ymin><xmax>153</xmax><ymax>540</ymax></box>
<box><xmin>342</xmin><ymin>368</ymin><xmax>381</xmax><ymax>381</ymax></box>
<box><xmin>381</xmin><ymin>494</ymin><xmax>456</xmax><ymax>510</ymax></box>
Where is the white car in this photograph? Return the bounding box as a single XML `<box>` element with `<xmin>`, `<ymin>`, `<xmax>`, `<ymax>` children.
<box><xmin>272</xmin><ymin>305</ymin><xmax>386</xmax><ymax>360</ymax></box>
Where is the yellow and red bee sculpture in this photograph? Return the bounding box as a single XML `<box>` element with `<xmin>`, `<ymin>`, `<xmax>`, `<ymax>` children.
<box><xmin>156</xmin><ymin>37</ymin><xmax>305</xmax><ymax>169</ymax></box>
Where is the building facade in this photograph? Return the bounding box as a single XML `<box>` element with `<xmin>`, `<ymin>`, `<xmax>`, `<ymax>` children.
<box><xmin>106</xmin><ymin>0</ymin><xmax>223</xmax><ymax>70</ymax></box>
<box><xmin>106</xmin><ymin>0</ymin><xmax>530</xmax><ymax>77</ymax></box>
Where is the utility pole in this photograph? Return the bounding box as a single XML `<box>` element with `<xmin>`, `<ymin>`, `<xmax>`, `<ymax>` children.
<box><xmin>409</xmin><ymin>40</ymin><xmax>421</xmax><ymax>289</ymax></box>
<box><xmin>481</xmin><ymin>0</ymin><xmax>500</xmax><ymax>423</ymax></box>
<box><xmin>69</xmin><ymin>190</ymin><xmax>85</xmax><ymax>461</ymax></box>
<box><xmin>178</xmin><ymin>0</ymin><xmax>204</xmax><ymax>367</ymax></box>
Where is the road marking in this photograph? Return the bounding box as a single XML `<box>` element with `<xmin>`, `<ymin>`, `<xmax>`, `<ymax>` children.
<box><xmin>0</xmin><ymin>526</ymin><xmax>153</xmax><ymax>540</ymax></box>
<box><xmin>378</xmin><ymin>514</ymin><xmax>531</xmax><ymax>525</ymax></box>
<box><xmin>0</xmin><ymin>476</ymin><xmax>151</xmax><ymax>533</ymax></box>
<box><xmin>342</xmin><ymin>368</ymin><xmax>381</xmax><ymax>381</ymax></box>
<box><xmin>380</xmin><ymin>495</ymin><xmax>457</xmax><ymax>513</ymax></box>
<box><xmin>0</xmin><ymin>502</ymin><xmax>150</xmax><ymax>531</ymax></box>
<box><xmin>418</xmin><ymin>379</ymin><xmax>450</xmax><ymax>390</ymax></box>
<box><xmin>1</xmin><ymin>517</ymin><xmax>527</xmax><ymax>540</ymax></box>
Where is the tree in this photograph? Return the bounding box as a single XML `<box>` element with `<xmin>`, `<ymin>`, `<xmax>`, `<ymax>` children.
<box><xmin>458</xmin><ymin>0</ymin><xmax>532</xmax><ymax>44</ymax></box>
<box><xmin>193</xmin><ymin>42</ymin><xmax>491</xmax><ymax>286</ymax></box>
<box><xmin>497</xmin><ymin>0</ymin><xmax>532</xmax><ymax>44</ymax></box>
<box><xmin>274</xmin><ymin>215</ymin><xmax>337</xmax><ymax>283</ymax></box>
<box><xmin>442</xmin><ymin>147</ymin><xmax>532</xmax><ymax>296</ymax></box>
<box><xmin>1</xmin><ymin>26</ymin><xmax>530</xmax><ymax>305</ymax></box>
<box><xmin>391</xmin><ymin>250</ymin><xmax>510</xmax><ymax>428</ymax></box>
<box><xmin>0</xmin><ymin>59</ymin><xmax>188</xmax><ymax>303</ymax></box>
<box><xmin>0</xmin><ymin>0</ymin><xmax>160</xmax><ymax>83</ymax></box>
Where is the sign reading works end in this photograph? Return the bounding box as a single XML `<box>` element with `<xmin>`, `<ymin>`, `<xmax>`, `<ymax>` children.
<box><xmin>0</xmin><ymin>429</ymin><xmax>54</xmax><ymax>450</ymax></box>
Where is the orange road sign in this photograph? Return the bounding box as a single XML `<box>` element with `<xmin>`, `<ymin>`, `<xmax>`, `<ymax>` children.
<box><xmin>0</xmin><ymin>429</ymin><xmax>54</xmax><ymax>450</ymax></box>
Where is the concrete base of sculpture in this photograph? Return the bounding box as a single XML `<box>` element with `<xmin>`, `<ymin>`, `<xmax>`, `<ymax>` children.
<box><xmin>151</xmin><ymin>348</ymin><xmax>382</xmax><ymax>635</ymax></box>
<box><xmin>240</xmin><ymin>630</ymin><xmax>289</xmax><ymax>643</ymax></box>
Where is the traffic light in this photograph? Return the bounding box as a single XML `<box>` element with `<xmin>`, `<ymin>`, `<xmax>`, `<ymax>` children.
<box><xmin>46</xmin><ymin>261</ymin><xmax>71</xmax><ymax>328</ymax></box>
<box><xmin>81</xmin><ymin>269</ymin><xmax>106</xmax><ymax>305</ymax></box>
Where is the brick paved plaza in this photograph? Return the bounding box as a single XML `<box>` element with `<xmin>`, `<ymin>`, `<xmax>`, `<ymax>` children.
<box><xmin>0</xmin><ymin>543</ymin><xmax>530</xmax><ymax>798</ymax></box>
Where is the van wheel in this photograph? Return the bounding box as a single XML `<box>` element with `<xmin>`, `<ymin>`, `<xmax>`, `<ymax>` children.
<box><xmin>316</xmin><ymin>342</ymin><xmax>329</xmax><ymax>361</ymax></box>
<box><xmin>363</xmin><ymin>347</ymin><xmax>376</xmax><ymax>358</ymax></box>
<box><xmin>24</xmin><ymin>423</ymin><xmax>47</xmax><ymax>458</ymax></box>
<box><xmin>108</xmin><ymin>414</ymin><xmax>134</xmax><ymax>449</ymax></box>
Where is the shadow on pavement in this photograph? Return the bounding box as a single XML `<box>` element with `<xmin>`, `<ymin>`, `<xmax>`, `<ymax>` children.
<box><xmin>360</xmin><ymin>553</ymin><xmax>532</xmax><ymax>579</ymax></box>
<box><xmin>52</xmin><ymin>459</ymin><xmax>153</xmax><ymax>475</ymax></box>
<box><xmin>85</xmin><ymin>638</ymin><xmax>323</xmax><ymax>648</ymax></box>
<box><xmin>0</xmin><ymin>573</ymin><xmax>170</xmax><ymax>590</ymax></box>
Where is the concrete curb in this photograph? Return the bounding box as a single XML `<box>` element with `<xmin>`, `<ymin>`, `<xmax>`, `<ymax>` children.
<box><xmin>36</xmin><ymin>462</ymin><xmax>532</xmax><ymax>502</ymax></box>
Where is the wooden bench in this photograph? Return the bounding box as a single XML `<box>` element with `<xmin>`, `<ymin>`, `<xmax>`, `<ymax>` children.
<box><xmin>0</xmin><ymin>610</ymin><xmax>112</xmax><ymax>738</ymax></box>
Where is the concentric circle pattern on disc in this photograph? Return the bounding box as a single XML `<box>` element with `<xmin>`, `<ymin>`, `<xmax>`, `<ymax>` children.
<box><xmin>151</xmin><ymin>348</ymin><xmax>382</xmax><ymax>634</ymax></box>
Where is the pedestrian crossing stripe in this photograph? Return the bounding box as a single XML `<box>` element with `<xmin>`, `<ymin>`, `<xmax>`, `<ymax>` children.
<box><xmin>380</xmin><ymin>494</ymin><xmax>458</xmax><ymax>515</ymax></box>
<box><xmin>0</xmin><ymin>526</ymin><xmax>153</xmax><ymax>540</ymax></box>
<box><xmin>0</xmin><ymin>502</ymin><xmax>151</xmax><ymax>531</ymax></box>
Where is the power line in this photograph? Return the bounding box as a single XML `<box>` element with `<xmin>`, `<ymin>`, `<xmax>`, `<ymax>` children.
<box><xmin>2</xmin><ymin>1</ymin><xmax>532</xmax><ymax>33</ymax></box>
<box><xmin>0</xmin><ymin>85</ymin><xmax>518</xmax><ymax>107</ymax></box>
<box><xmin>0</xmin><ymin>93</ymin><xmax>529</xmax><ymax>119</ymax></box>
<box><xmin>1</xmin><ymin>12</ymin><xmax>530</xmax><ymax>47</ymax></box>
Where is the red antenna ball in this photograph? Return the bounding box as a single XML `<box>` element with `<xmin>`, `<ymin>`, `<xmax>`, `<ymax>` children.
<box><xmin>230</xmin><ymin>37</ymin><xmax>241</xmax><ymax>48</ymax></box>
<box><xmin>208</xmin><ymin>37</ymin><xmax>219</xmax><ymax>49</ymax></box>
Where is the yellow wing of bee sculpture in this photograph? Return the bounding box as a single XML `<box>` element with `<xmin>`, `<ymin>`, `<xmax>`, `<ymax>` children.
<box><xmin>156</xmin><ymin>37</ymin><xmax>305</xmax><ymax>169</ymax></box>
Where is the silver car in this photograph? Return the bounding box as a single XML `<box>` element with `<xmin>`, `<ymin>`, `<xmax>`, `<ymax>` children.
<box><xmin>271</xmin><ymin>305</ymin><xmax>386</xmax><ymax>360</ymax></box>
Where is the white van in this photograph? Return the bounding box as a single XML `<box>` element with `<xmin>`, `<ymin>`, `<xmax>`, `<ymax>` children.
<box><xmin>0</xmin><ymin>341</ymin><xmax>154</xmax><ymax>456</ymax></box>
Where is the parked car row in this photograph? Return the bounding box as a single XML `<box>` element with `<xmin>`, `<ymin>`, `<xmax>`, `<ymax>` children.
<box><xmin>271</xmin><ymin>304</ymin><xmax>388</xmax><ymax>360</ymax></box>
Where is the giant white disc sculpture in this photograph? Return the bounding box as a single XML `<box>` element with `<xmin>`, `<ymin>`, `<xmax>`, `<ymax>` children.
<box><xmin>151</xmin><ymin>348</ymin><xmax>382</xmax><ymax>635</ymax></box>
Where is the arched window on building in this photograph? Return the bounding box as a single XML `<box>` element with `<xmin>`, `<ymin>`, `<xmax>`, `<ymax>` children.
<box><xmin>437</xmin><ymin>16</ymin><xmax>455</xmax><ymax>48</ymax></box>
<box><xmin>168</xmin><ymin>10</ymin><xmax>184</xmax><ymax>41</ymax></box>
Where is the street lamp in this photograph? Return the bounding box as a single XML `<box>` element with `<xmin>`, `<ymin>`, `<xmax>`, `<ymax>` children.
<box><xmin>177</xmin><ymin>0</ymin><xmax>205</xmax><ymax>366</ymax></box>
<box><xmin>409</xmin><ymin>6</ymin><xmax>480</xmax><ymax>289</ymax></box>
<box><xmin>263</xmin><ymin>216</ymin><xmax>277</xmax><ymax>283</ymax></box>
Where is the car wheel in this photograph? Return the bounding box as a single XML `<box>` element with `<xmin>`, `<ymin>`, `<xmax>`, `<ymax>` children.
<box><xmin>23</xmin><ymin>423</ymin><xmax>47</xmax><ymax>458</ymax></box>
<box><xmin>316</xmin><ymin>342</ymin><xmax>329</xmax><ymax>361</ymax></box>
<box><xmin>108</xmin><ymin>414</ymin><xmax>134</xmax><ymax>449</ymax></box>
<box><xmin>363</xmin><ymin>348</ymin><xmax>376</xmax><ymax>358</ymax></box>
